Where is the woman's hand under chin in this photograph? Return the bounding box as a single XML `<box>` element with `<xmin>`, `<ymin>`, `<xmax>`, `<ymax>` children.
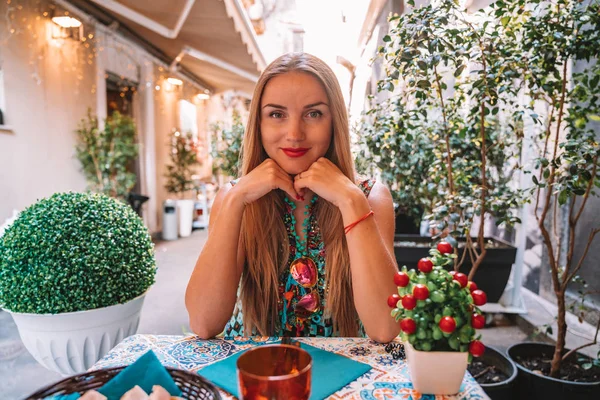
<box><xmin>293</xmin><ymin>157</ymin><xmax>364</xmax><ymax>209</ymax></box>
<box><xmin>234</xmin><ymin>159</ymin><xmax>301</xmax><ymax>205</ymax></box>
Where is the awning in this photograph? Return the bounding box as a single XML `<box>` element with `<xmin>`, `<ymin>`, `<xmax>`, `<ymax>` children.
<box><xmin>64</xmin><ymin>0</ymin><xmax>265</xmax><ymax>94</ymax></box>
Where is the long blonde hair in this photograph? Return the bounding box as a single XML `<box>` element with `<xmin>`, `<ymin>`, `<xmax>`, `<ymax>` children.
<box><xmin>239</xmin><ymin>53</ymin><xmax>358</xmax><ymax>336</ymax></box>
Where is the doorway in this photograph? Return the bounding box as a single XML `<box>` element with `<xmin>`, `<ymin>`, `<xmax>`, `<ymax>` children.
<box><xmin>105</xmin><ymin>72</ymin><xmax>142</xmax><ymax>195</ymax></box>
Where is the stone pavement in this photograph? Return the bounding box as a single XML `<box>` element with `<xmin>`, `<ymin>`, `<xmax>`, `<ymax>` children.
<box><xmin>0</xmin><ymin>229</ymin><xmax>535</xmax><ymax>399</ymax></box>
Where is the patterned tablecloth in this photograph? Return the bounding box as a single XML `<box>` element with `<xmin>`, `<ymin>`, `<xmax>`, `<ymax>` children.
<box><xmin>92</xmin><ymin>335</ymin><xmax>490</xmax><ymax>400</ymax></box>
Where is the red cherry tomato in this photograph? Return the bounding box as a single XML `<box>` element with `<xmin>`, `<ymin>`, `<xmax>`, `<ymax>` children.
<box><xmin>400</xmin><ymin>318</ymin><xmax>417</xmax><ymax>334</ymax></box>
<box><xmin>467</xmin><ymin>281</ymin><xmax>478</xmax><ymax>292</ymax></box>
<box><xmin>439</xmin><ymin>316</ymin><xmax>457</xmax><ymax>333</ymax></box>
<box><xmin>401</xmin><ymin>294</ymin><xmax>417</xmax><ymax>310</ymax></box>
<box><xmin>471</xmin><ymin>313</ymin><xmax>485</xmax><ymax>329</ymax></box>
<box><xmin>453</xmin><ymin>272</ymin><xmax>468</xmax><ymax>288</ymax></box>
<box><xmin>469</xmin><ymin>340</ymin><xmax>485</xmax><ymax>357</ymax></box>
<box><xmin>394</xmin><ymin>271</ymin><xmax>410</xmax><ymax>287</ymax></box>
<box><xmin>413</xmin><ymin>284</ymin><xmax>430</xmax><ymax>300</ymax></box>
<box><xmin>387</xmin><ymin>294</ymin><xmax>401</xmax><ymax>308</ymax></box>
<box><xmin>437</xmin><ymin>241</ymin><xmax>453</xmax><ymax>254</ymax></box>
<box><xmin>417</xmin><ymin>258</ymin><xmax>434</xmax><ymax>273</ymax></box>
<box><xmin>472</xmin><ymin>290</ymin><xmax>488</xmax><ymax>306</ymax></box>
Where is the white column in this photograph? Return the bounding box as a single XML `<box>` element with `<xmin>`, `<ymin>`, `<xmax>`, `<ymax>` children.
<box><xmin>95</xmin><ymin>30</ymin><xmax>107</xmax><ymax>129</ymax></box>
<box><xmin>140</xmin><ymin>59</ymin><xmax>158</xmax><ymax>233</ymax></box>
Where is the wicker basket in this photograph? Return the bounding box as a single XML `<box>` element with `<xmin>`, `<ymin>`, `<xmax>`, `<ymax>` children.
<box><xmin>25</xmin><ymin>366</ymin><xmax>222</xmax><ymax>400</ymax></box>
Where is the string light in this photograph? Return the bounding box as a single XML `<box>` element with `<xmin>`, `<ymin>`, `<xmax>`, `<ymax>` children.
<box><xmin>167</xmin><ymin>77</ymin><xmax>182</xmax><ymax>86</ymax></box>
<box><xmin>1</xmin><ymin>0</ymin><xmax>216</xmax><ymax>123</ymax></box>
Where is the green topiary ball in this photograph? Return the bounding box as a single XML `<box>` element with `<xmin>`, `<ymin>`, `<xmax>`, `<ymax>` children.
<box><xmin>0</xmin><ymin>192</ymin><xmax>156</xmax><ymax>314</ymax></box>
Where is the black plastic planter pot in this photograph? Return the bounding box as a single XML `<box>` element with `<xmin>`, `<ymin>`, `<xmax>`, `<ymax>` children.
<box><xmin>475</xmin><ymin>345</ymin><xmax>518</xmax><ymax>400</ymax></box>
<box><xmin>395</xmin><ymin>211</ymin><xmax>421</xmax><ymax>234</ymax></box>
<box><xmin>393</xmin><ymin>234</ymin><xmax>517</xmax><ymax>303</ymax></box>
<box><xmin>507</xmin><ymin>342</ymin><xmax>600</xmax><ymax>400</ymax></box>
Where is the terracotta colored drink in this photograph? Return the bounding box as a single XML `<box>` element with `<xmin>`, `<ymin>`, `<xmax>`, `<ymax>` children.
<box><xmin>237</xmin><ymin>344</ymin><xmax>312</xmax><ymax>400</ymax></box>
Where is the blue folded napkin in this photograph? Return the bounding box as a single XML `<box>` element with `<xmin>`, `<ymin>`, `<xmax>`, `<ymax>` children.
<box><xmin>43</xmin><ymin>394</ymin><xmax>81</xmax><ymax>400</ymax></box>
<box><xmin>97</xmin><ymin>350</ymin><xmax>182</xmax><ymax>400</ymax></box>
<box><xmin>199</xmin><ymin>341</ymin><xmax>372</xmax><ymax>400</ymax></box>
<box><xmin>43</xmin><ymin>351</ymin><xmax>182</xmax><ymax>400</ymax></box>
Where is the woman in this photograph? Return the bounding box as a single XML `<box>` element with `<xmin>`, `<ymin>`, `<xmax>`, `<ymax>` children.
<box><xmin>185</xmin><ymin>53</ymin><xmax>399</xmax><ymax>342</ymax></box>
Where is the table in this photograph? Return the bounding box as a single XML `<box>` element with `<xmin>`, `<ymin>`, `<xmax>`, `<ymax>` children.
<box><xmin>92</xmin><ymin>335</ymin><xmax>490</xmax><ymax>399</ymax></box>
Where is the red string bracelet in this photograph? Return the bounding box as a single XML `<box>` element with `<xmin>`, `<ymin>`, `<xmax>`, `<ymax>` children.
<box><xmin>344</xmin><ymin>210</ymin><xmax>374</xmax><ymax>235</ymax></box>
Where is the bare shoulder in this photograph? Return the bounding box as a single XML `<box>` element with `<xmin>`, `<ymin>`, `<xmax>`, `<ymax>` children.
<box><xmin>366</xmin><ymin>181</ymin><xmax>394</xmax><ymax>211</ymax></box>
<box><xmin>364</xmin><ymin>181</ymin><xmax>395</xmax><ymax>245</ymax></box>
<box><xmin>212</xmin><ymin>182</ymin><xmax>234</xmax><ymax>207</ymax></box>
<box><xmin>209</xmin><ymin>182</ymin><xmax>235</xmax><ymax>229</ymax></box>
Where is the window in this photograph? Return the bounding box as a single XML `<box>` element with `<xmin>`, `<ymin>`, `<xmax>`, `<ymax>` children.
<box><xmin>179</xmin><ymin>100</ymin><xmax>198</xmax><ymax>138</ymax></box>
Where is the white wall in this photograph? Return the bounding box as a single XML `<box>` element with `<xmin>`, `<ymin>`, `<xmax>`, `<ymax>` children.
<box><xmin>0</xmin><ymin>2</ymin><xmax>255</xmax><ymax>236</ymax></box>
<box><xmin>0</xmin><ymin>3</ymin><xmax>93</xmax><ymax>222</ymax></box>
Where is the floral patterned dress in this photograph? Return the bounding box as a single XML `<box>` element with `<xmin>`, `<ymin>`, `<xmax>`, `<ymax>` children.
<box><xmin>223</xmin><ymin>179</ymin><xmax>375</xmax><ymax>337</ymax></box>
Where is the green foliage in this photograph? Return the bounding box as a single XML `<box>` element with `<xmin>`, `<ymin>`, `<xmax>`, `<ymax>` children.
<box><xmin>358</xmin><ymin>98</ymin><xmax>437</xmax><ymax>221</ymax></box>
<box><xmin>517</xmin><ymin>0</ymin><xmax>600</xmax><ymax>375</ymax></box>
<box><xmin>75</xmin><ymin>110</ymin><xmax>139</xmax><ymax>201</ymax></box>
<box><xmin>211</xmin><ymin>112</ymin><xmax>245</xmax><ymax>178</ymax></box>
<box><xmin>392</xmin><ymin>249</ymin><xmax>482</xmax><ymax>356</ymax></box>
<box><xmin>0</xmin><ymin>192</ymin><xmax>156</xmax><ymax>314</ymax></box>
<box><xmin>523</xmin><ymin>0</ymin><xmax>600</xmax><ymax>206</ymax></box>
<box><xmin>164</xmin><ymin>130</ymin><xmax>201</xmax><ymax>196</ymax></box>
<box><xmin>370</xmin><ymin>0</ymin><xmax>600</xmax><ymax>375</ymax></box>
<box><xmin>359</xmin><ymin>0</ymin><xmax>525</xmax><ymax>244</ymax></box>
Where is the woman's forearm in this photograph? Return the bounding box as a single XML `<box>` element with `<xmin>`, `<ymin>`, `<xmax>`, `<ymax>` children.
<box><xmin>185</xmin><ymin>188</ymin><xmax>246</xmax><ymax>338</ymax></box>
<box><xmin>340</xmin><ymin>191</ymin><xmax>400</xmax><ymax>343</ymax></box>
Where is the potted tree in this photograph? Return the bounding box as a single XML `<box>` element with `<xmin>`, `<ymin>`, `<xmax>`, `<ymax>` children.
<box><xmin>75</xmin><ymin>110</ymin><xmax>139</xmax><ymax>202</ymax></box>
<box><xmin>502</xmin><ymin>0</ymin><xmax>600</xmax><ymax>397</ymax></box>
<box><xmin>389</xmin><ymin>241</ymin><xmax>490</xmax><ymax>394</ymax></box>
<box><xmin>164</xmin><ymin>129</ymin><xmax>201</xmax><ymax>238</ymax></box>
<box><xmin>210</xmin><ymin>112</ymin><xmax>245</xmax><ymax>180</ymax></box>
<box><xmin>358</xmin><ymin>97</ymin><xmax>436</xmax><ymax>235</ymax></box>
<box><xmin>361</xmin><ymin>0</ymin><xmax>525</xmax><ymax>302</ymax></box>
<box><xmin>0</xmin><ymin>192</ymin><xmax>156</xmax><ymax>375</ymax></box>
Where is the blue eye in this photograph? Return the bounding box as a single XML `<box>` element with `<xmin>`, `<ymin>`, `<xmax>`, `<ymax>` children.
<box><xmin>307</xmin><ymin>110</ymin><xmax>322</xmax><ymax>118</ymax></box>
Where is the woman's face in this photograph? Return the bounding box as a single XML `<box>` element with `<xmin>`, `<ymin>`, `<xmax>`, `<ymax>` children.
<box><xmin>259</xmin><ymin>71</ymin><xmax>333</xmax><ymax>175</ymax></box>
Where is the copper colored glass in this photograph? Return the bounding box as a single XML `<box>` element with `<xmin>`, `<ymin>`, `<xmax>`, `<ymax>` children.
<box><xmin>237</xmin><ymin>344</ymin><xmax>312</xmax><ymax>400</ymax></box>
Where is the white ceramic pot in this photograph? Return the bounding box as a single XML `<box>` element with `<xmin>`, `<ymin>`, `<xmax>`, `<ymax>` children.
<box><xmin>5</xmin><ymin>293</ymin><xmax>146</xmax><ymax>376</ymax></box>
<box><xmin>405</xmin><ymin>342</ymin><xmax>469</xmax><ymax>395</ymax></box>
<box><xmin>177</xmin><ymin>199</ymin><xmax>195</xmax><ymax>237</ymax></box>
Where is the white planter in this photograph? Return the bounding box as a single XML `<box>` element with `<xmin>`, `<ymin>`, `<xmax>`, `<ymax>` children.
<box><xmin>5</xmin><ymin>293</ymin><xmax>146</xmax><ymax>376</ymax></box>
<box><xmin>177</xmin><ymin>199</ymin><xmax>195</xmax><ymax>237</ymax></box>
<box><xmin>405</xmin><ymin>342</ymin><xmax>469</xmax><ymax>395</ymax></box>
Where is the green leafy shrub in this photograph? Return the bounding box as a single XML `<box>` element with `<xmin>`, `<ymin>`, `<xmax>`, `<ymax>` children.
<box><xmin>164</xmin><ymin>129</ymin><xmax>201</xmax><ymax>197</ymax></box>
<box><xmin>211</xmin><ymin>112</ymin><xmax>244</xmax><ymax>178</ymax></box>
<box><xmin>75</xmin><ymin>110</ymin><xmax>139</xmax><ymax>201</ymax></box>
<box><xmin>390</xmin><ymin>243</ymin><xmax>486</xmax><ymax>360</ymax></box>
<box><xmin>361</xmin><ymin>0</ymin><xmax>525</xmax><ymax>279</ymax></box>
<box><xmin>0</xmin><ymin>192</ymin><xmax>156</xmax><ymax>314</ymax></box>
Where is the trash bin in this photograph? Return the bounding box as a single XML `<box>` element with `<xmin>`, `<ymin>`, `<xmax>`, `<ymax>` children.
<box><xmin>192</xmin><ymin>198</ymin><xmax>209</xmax><ymax>230</ymax></box>
<box><xmin>162</xmin><ymin>199</ymin><xmax>178</xmax><ymax>241</ymax></box>
<box><xmin>193</xmin><ymin>183</ymin><xmax>209</xmax><ymax>230</ymax></box>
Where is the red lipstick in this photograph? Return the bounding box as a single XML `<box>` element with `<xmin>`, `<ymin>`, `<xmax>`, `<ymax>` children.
<box><xmin>282</xmin><ymin>147</ymin><xmax>310</xmax><ymax>158</ymax></box>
